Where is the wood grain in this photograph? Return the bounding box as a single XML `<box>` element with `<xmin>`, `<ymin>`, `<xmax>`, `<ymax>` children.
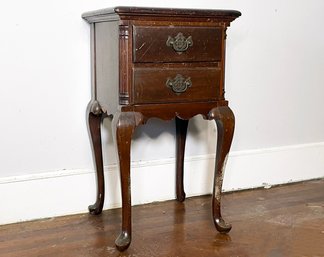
<box><xmin>133</xmin><ymin>26</ymin><xmax>222</xmax><ymax>63</ymax></box>
<box><xmin>82</xmin><ymin>6</ymin><xmax>240</xmax><ymax>250</ymax></box>
<box><xmin>82</xmin><ymin>7</ymin><xmax>241</xmax><ymax>23</ymax></box>
<box><xmin>1</xmin><ymin>179</ymin><xmax>323</xmax><ymax>257</ymax></box>
<box><xmin>133</xmin><ymin>65</ymin><xmax>221</xmax><ymax>104</ymax></box>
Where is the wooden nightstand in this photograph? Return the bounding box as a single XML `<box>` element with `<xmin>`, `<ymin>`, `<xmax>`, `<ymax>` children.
<box><xmin>82</xmin><ymin>6</ymin><xmax>241</xmax><ymax>251</ymax></box>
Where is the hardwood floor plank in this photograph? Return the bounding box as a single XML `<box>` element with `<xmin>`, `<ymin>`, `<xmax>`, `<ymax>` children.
<box><xmin>0</xmin><ymin>179</ymin><xmax>323</xmax><ymax>257</ymax></box>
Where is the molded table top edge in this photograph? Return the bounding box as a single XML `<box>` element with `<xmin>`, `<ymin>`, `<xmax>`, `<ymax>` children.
<box><xmin>82</xmin><ymin>6</ymin><xmax>241</xmax><ymax>23</ymax></box>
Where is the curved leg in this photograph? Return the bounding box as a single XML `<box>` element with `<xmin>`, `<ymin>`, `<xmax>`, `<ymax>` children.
<box><xmin>175</xmin><ymin>117</ymin><xmax>189</xmax><ymax>202</ymax></box>
<box><xmin>113</xmin><ymin>112</ymin><xmax>143</xmax><ymax>251</ymax></box>
<box><xmin>208</xmin><ymin>106</ymin><xmax>235</xmax><ymax>233</ymax></box>
<box><xmin>87</xmin><ymin>100</ymin><xmax>105</xmax><ymax>215</ymax></box>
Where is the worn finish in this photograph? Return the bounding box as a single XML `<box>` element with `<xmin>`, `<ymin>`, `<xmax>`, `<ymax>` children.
<box><xmin>112</xmin><ymin>112</ymin><xmax>144</xmax><ymax>251</ymax></box>
<box><xmin>82</xmin><ymin>6</ymin><xmax>241</xmax><ymax>250</ymax></box>
<box><xmin>133</xmin><ymin>65</ymin><xmax>221</xmax><ymax>104</ymax></box>
<box><xmin>133</xmin><ymin>26</ymin><xmax>222</xmax><ymax>63</ymax></box>
<box><xmin>209</xmin><ymin>106</ymin><xmax>235</xmax><ymax>232</ymax></box>
<box><xmin>82</xmin><ymin>6</ymin><xmax>241</xmax><ymax>23</ymax></box>
<box><xmin>1</xmin><ymin>180</ymin><xmax>323</xmax><ymax>257</ymax></box>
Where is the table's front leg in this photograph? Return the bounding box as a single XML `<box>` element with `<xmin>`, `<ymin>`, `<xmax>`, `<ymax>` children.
<box><xmin>113</xmin><ymin>112</ymin><xmax>143</xmax><ymax>251</ymax></box>
<box><xmin>208</xmin><ymin>106</ymin><xmax>235</xmax><ymax>233</ymax></box>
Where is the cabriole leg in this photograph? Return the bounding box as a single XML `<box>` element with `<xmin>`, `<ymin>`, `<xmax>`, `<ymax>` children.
<box><xmin>209</xmin><ymin>106</ymin><xmax>235</xmax><ymax>233</ymax></box>
<box><xmin>113</xmin><ymin>112</ymin><xmax>143</xmax><ymax>251</ymax></box>
<box><xmin>87</xmin><ymin>100</ymin><xmax>105</xmax><ymax>215</ymax></box>
<box><xmin>175</xmin><ymin>117</ymin><xmax>189</xmax><ymax>202</ymax></box>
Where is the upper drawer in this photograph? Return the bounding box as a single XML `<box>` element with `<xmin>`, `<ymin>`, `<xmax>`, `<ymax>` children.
<box><xmin>133</xmin><ymin>26</ymin><xmax>222</xmax><ymax>63</ymax></box>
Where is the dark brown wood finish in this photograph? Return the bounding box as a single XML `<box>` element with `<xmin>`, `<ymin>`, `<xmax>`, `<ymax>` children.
<box><xmin>87</xmin><ymin>101</ymin><xmax>105</xmax><ymax>215</ymax></box>
<box><xmin>1</xmin><ymin>180</ymin><xmax>323</xmax><ymax>257</ymax></box>
<box><xmin>112</xmin><ymin>111</ymin><xmax>144</xmax><ymax>251</ymax></box>
<box><xmin>133</xmin><ymin>26</ymin><xmax>222</xmax><ymax>63</ymax></box>
<box><xmin>175</xmin><ymin>117</ymin><xmax>189</xmax><ymax>202</ymax></box>
<box><xmin>209</xmin><ymin>106</ymin><xmax>235</xmax><ymax>232</ymax></box>
<box><xmin>82</xmin><ymin>6</ymin><xmax>241</xmax><ymax>250</ymax></box>
<box><xmin>133</xmin><ymin>65</ymin><xmax>221</xmax><ymax>104</ymax></box>
<box><xmin>82</xmin><ymin>6</ymin><xmax>241</xmax><ymax>22</ymax></box>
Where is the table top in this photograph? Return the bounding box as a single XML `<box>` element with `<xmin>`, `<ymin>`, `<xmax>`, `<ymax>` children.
<box><xmin>82</xmin><ymin>6</ymin><xmax>241</xmax><ymax>23</ymax></box>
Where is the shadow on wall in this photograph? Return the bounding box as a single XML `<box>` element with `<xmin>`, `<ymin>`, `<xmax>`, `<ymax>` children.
<box><xmin>100</xmin><ymin>115</ymin><xmax>214</xmax><ymax>165</ymax></box>
<box><xmin>97</xmin><ymin>115</ymin><xmax>216</xmax><ymax>203</ymax></box>
<box><xmin>101</xmin><ymin>115</ymin><xmax>206</xmax><ymax>140</ymax></box>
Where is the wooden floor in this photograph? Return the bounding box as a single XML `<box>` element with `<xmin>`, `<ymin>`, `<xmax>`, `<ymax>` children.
<box><xmin>0</xmin><ymin>179</ymin><xmax>323</xmax><ymax>257</ymax></box>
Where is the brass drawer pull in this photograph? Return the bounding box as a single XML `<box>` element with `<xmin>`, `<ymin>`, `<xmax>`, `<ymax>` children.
<box><xmin>166</xmin><ymin>32</ymin><xmax>193</xmax><ymax>53</ymax></box>
<box><xmin>166</xmin><ymin>74</ymin><xmax>192</xmax><ymax>94</ymax></box>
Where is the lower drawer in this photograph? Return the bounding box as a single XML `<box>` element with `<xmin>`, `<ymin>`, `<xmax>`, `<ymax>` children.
<box><xmin>133</xmin><ymin>66</ymin><xmax>221</xmax><ymax>104</ymax></box>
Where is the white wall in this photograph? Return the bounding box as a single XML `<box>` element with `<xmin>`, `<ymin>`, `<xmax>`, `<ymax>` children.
<box><xmin>0</xmin><ymin>0</ymin><xmax>324</xmax><ymax>224</ymax></box>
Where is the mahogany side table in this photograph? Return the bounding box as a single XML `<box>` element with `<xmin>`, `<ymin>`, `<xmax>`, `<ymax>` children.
<box><xmin>82</xmin><ymin>6</ymin><xmax>241</xmax><ymax>251</ymax></box>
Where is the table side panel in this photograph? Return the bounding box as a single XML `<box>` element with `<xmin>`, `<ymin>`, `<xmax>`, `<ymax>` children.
<box><xmin>95</xmin><ymin>21</ymin><xmax>119</xmax><ymax>114</ymax></box>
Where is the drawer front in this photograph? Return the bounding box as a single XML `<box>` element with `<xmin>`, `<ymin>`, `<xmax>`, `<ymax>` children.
<box><xmin>133</xmin><ymin>26</ymin><xmax>222</xmax><ymax>63</ymax></box>
<box><xmin>133</xmin><ymin>66</ymin><xmax>220</xmax><ymax>104</ymax></box>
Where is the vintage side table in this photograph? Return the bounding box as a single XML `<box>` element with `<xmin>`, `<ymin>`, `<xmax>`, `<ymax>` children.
<box><xmin>82</xmin><ymin>6</ymin><xmax>241</xmax><ymax>251</ymax></box>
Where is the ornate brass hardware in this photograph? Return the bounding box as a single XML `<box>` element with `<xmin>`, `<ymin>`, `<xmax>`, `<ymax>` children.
<box><xmin>166</xmin><ymin>74</ymin><xmax>192</xmax><ymax>94</ymax></box>
<box><xmin>166</xmin><ymin>32</ymin><xmax>193</xmax><ymax>53</ymax></box>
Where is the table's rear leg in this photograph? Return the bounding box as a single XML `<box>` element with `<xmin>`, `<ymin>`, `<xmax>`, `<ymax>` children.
<box><xmin>209</xmin><ymin>106</ymin><xmax>235</xmax><ymax>233</ymax></box>
<box><xmin>87</xmin><ymin>100</ymin><xmax>105</xmax><ymax>215</ymax></box>
<box><xmin>175</xmin><ymin>117</ymin><xmax>189</xmax><ymax>202</ymax></box>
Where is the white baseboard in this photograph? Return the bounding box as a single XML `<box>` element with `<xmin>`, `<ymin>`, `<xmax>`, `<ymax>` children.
<box><xmin>1</xmin><ymin>142</ymin><xmax>323</xmax><ymax>225</ymax></box>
